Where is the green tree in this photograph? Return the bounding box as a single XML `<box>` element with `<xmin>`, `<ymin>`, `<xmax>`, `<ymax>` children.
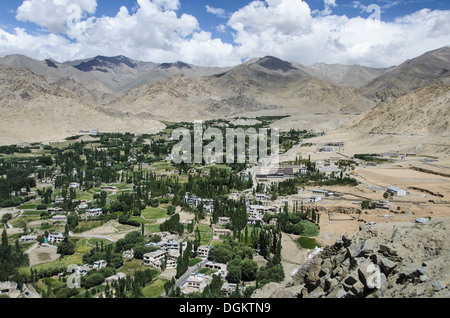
<box><xmin>226</xmin><ymin>265</ymin><xmax>242</xmax><ymax>284</ymax></box>
<box><xmin>57</xmin><ymin>239</ymin><xmax>76</xmax><ymax>256</ymax></box>
<box><xmin>241</xmin><ymin>258</ymin><xmax>258</xmax><ymax>282</ymax></box>
<box><xmin>1</xmin><ymin>229</ymin><xmax>7</xmax><ymax>247</ymax></box>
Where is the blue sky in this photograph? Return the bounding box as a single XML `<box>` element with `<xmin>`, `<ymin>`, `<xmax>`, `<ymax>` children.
<box><xmin>0</xmin><ymin>0</ymin><xmax>449</xmax><ymax>67</ymax></box>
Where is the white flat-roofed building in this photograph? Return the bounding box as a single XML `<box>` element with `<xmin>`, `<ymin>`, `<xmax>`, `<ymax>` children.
<box><xmin>52</xmin><ymin>215</ymin><xmax>67</xmax><ymax>222</ymax></box>
<box><xmin>255</xmin><ymin>193</ymin><xmax>269</xmax><ymax>201</ymax></box>
<box><xmin>218</xmin><ymin>217</ymin><xmax>231</xmax><ymax>225</ymax></box>
<box><xmin>185</xmin><ymin>273</ymin><xmax>207</xmax><ymax>289</ymax></box>
<box><xmin>0</xmin><ymin>281</ymin><xmax>18</xmax><ymax>295</ymax></box>
<box><xmin>221</xmin><ymin>283</ymin><xmax>238</xmax><ymax>297</ymax></box>
<box><xmin>387</xmin><ymin>186</ymin><xmax>407</xmax><ymax>196</ymax></box>
<box><xmin>164</xmin><ymin>239</ymin><xmax>181</xmax><ymax>250</ymax></box>
<box><xmin>47</xmin><ymin>207</ymin><xmax>63</xmax><ymax>215</ymax></box>
<box><xmin>309</xmin><ymin>196</ymin><xmax>322</xmax><ymax>203</ymax></box>
<box><xmin>105</xmin><ymin>272</ymin><xmax>126</xmax><ymax>284</ymax></box>
<box><xmin>248</xmin><ymin>211</ymin><xmax>263</xmax><ymax>225</ymax></box>
<box><xmin>167</xmin><ymin>249</ymin><xmax>180</xmax><ymax>260</ymax></box>
<box><xmin>122</xmin><ymin>249</ymin><xmax>134</xmax><ymax>259</ymax></box>
<box><xmin>86</xmin><ymin>208</ymin><xmax>103</xmax><ymax>218</ymax></box>
<box><xmin>205</xmin><ymin>262</ymin><xmax>227</xmax><ymax>278</ymax></box>
<box><xmin>197</xmin><ymin>246</ymin><xmax>210</xmax><ymax>258</ymax></box>
<box><xmin>75</xmin><ymin>202</ymin><xmax>89</xmax><ymax>212</ymax></box>
<box><xmin>19</xmin><ymin>235</ymin><xmax>37</xmax><ymax>243</ymax></box>
<box><xmin>93</xmin><ymin>260</ymin><xmax>107</xmax><ymax>270</ymax></box>
<box><xmin>143</xmin><ymin>250</ymin><xmax>167</xmax><ymax>267</ymax></box>
<box><xmin>75</xmin><ymin>265</ymin><xmax>94</xmax><ymax>276</ymax></box>
<box><xmin>247</xmin><ymin>205</ymin><xmax>278</xmax><ymax>214</ymax></box>
<box><xmin>47</xmin><ymin>232</ymin><xmax>65</xmax><ymax>244</ymax></box>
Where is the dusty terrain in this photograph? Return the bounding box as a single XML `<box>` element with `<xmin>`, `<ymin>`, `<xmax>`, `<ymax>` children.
<box><xmin>28</xmin><ymin>245</ymin><xmax>59</xmax><ymax>267</ymax></box>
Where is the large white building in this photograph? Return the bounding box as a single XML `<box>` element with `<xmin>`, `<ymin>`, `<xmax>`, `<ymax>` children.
<box><xmin>309</xmin><ymin>196</ymin><xmax>322</xmax><ymax>203</ymax></box>
<box><xmin>86</xmin><ymin>208</ymin><xmax>103</xmax><ymax>218</ymax></box>
<box><xmin>387</xmin><ymin>186</ymin><xmax>407</xmax><ymax>196</ymax></box>
<box><xmin>47</xmin><ymin>233</ymin><xmax>65</xmax><ymax>244</ymax></box>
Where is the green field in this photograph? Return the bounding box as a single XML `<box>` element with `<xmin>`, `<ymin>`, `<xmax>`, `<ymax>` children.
<box><xmin>197</xmin><ymin>224</ymin><xmax>213</xmax><ymax>246</ymax></box>
<box><xmin>299</xmin><ymin>220</ymin><xmax>320</xmax><ymax>237</ymax></box>
<box><xmin>144</xmin><ymin>224</ymin><xmax>162</xmax><ymax>233</ymax></box>
<box><xmin>142</xmin><ymin>279</ymin><xmax>167</xmax><ymax>298</ymax></box>
<box><xmin>141</xmin><ymin>206</ymin><xmax>169</xmax><ymax>220</ymax></box>
<box><xmin>22</xmin><ymin>210</ymin><xmax>42</xmax><ymax>216</ymax></box>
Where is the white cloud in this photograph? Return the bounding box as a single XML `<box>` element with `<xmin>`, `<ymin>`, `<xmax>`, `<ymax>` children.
<box><xmin>205</xmin><ymin>5</ymin><xmax>229</xmax><ymax>19</ymax></box>
<box><xmin>228</xmin><ymin>0</ymin><xmax>450</xmax><ymax>67</ymax></box>
<box><xmin>152</xmin><ymin>0</ymin><xmax>180</xmax><ymax>11</ymax></box>
<box><xmin>1</xmin><ymin>0</ymin><xmax>449</xmax><ymax>68</ymax></box>
<box><xmin>0</xmin><ymin>27</ymin><xmax>74</xmax><ymax>61</ymax></box>
<box><xmin>313</xmin><ymin>0</ymin><xmax>338</xmax><ymax>16</ymax></box>
<box><xmin>215</xmin><ymin>24</ymin><xmax>227</xmax><ymax>33</ymax></box>
<box><xmin>352</xmin><ymin>1</ymin><xmax>367</xmax><ymax>12</ymax></box>
<box><xmin>229</xmin><ymin>0</ymin><xmax>313</xmax><ymax>36</ymax></box>
<box><xmin>16</xmin><ymin>0</ymin><xmax>98</xmax><ymax>33</ymax></box>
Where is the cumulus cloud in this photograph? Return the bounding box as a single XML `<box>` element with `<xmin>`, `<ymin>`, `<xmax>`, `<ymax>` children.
<box><xmin>5</xmin><ymin>0</ymin><xmax>237</xmax><ymax>66</ymax></box>
<box><xmin>229</xmin><ymin>0</ymin><xmax>313</xmax><ymax>35</ymax></box>
<box><xmin>228</xmin><ymin>0</ymin><xmax>450</xmax><ymax>67</ymax></box>
<box><xmin>16</xmin><ymin>0</ymin><xmax>98</xmax><ymax>33</ymax></box>
<box><xmin>1</xmin><ymin>0</ymin><xmax>449</xmax><ymax>67</ymax></box>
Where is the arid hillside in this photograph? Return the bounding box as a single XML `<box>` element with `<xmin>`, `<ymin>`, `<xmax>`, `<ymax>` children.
<box><xmin>344</xmin><ymin>85</ymin><xmax>450</xmax><ymax>137</ymax></box>
<box><xmin>0</xmin><ymin>65</ymin><xmax>165</xmax><ymax>144</ymax></box>
<box><xmin>0</xmin><ymin>47</ymin><xmax>449</xmax><ymax>146</ymax></box>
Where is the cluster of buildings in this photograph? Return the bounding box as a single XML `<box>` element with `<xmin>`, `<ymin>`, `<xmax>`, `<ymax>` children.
<box><xmin>181</xmin><ymin>262</ymin><xmax>239</xmax><ymax>296</ymax></box>
<box><xmin>381</xmin><ymin>153</ymin><xmax>407</xmax><ymax>160</ymax></box>
<box><xmin>184</xmin><ymin>193</ymin><xmax>214</xmax><ymax>214</ymax></box>
<box><xmin>143</xmin><ymin>249</ymin><xmax>180</xmax><ymax>270</ymax></box>
<box><xmin>143</xmin><ymin>233</ymin><xmax>212</xmax><ymax>270</ymax></box>
<box><xmin>247</xmin><ymin>205</ymin><xmax>279</xmax><ymax>224</ymax></box>
<box><xmin>77</xmin><ymin>129</ymin><xmax>99</xmax><ymax>136</ymax></box>
<box><xmin>255</xmin><ymin>167</ymin><xmax>298</xmax><ymax>180</ymax></box>
<box><xmin>70</xmin><ymin>261</ymin><xmax>129</xmax><ymax>288</ymax></box>
<box><xmin>73</xmin><ymin>260</ymin><xmax>108</xmax><ymax>277</ymax></box>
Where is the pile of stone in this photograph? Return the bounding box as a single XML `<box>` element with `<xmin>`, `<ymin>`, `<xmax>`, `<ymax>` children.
<box><xmin>294</xmin><ymin>221</ymin><xmax>448</xmax><ymax>298</ymax></box>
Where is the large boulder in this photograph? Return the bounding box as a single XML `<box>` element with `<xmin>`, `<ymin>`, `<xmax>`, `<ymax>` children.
<box><xmin>378</xmin><ymin>256</ymin><xmax>397</xmax><ymax>276</ymax></box>
<box><xmin>357</xmin><ymin>259</ymin><xmax>381</xmax><ymax>290</ymax></box>
<box><xmin>305</xmin><ymin>258</ymin><xmax>323</xmax><ymax>290</ymax></box>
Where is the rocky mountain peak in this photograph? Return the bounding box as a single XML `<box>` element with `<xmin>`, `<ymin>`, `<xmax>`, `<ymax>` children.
<box><xmin>256</xmin><ymin>56</ymin><xmax>298</xmax><ymax>72</ymax></box>
<box><xmin>72</xmin><ymin>55</ymin><xmax>138</xmax><ymax>72</ymax></box>
<box><xmin>157</xmin><ymin>61</ymin><xmax>192</xmax><ymax>70</ymax></box>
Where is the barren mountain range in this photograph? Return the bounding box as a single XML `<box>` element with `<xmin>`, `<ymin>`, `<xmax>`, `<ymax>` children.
<box><xmin>0</xmin><ymin>46</ymin><xmax>449</xmax><ymax>146</ymax></box>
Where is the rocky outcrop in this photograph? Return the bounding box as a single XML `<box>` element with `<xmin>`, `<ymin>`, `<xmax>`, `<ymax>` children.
<box><xmin>294</xmin><ymin>218</ymin><xmax>450</xmax><ymax>298</ymax></box>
